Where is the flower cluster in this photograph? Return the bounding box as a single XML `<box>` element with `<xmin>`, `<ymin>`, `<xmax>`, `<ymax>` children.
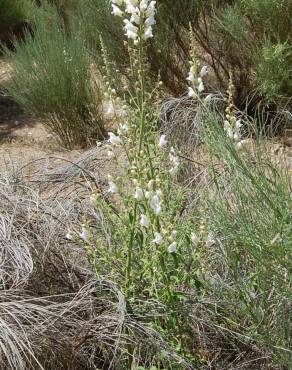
<box><xmin>224</xmin><ymin>74</ymin><xmax>243</xmax><ymax>149</ymax></box>
<box><xmin>168</xmin><ymin>147</ymin><xmax>180</xmax><ymax>176</ymax></box>
<box><xmin>187</xmin><ymin>30</ymin><xmax>208</xmax><ymax>98</ymax></box>
<box><xmin>187</xmin><ymin>63</ymin><xmax>207</xmax><ymax>98</ymax></box>
<box><xmin>111</xmin><ymin>0</ymin><xmax>157</xmax><ymax>42</ymax></box>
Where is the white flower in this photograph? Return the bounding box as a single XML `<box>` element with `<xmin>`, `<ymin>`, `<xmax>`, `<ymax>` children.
<box><xmin>111</xmin><ymin>4</ymin><xmax>123</xmax><ymax>16</ymax></box>
<box><xmin>235</xmin><ymin>141</ymin><xmax>243</xmax><ymax>150</ymax></box>
<box><xmin>106</xmin><ymin>101</ymin><xmax>115</xmax><ymax>115</ymax></box>
<box><xmin>80</xmin><ymin>226</ymin><xmax>90</xmax><ymax>243</ymax></box>
<box><xmin>125</xmin><ymin>2</ymin><xmax>138</xmax><ymax>14</ymax></box>
<box><xmin>191</xmin><ymin>233</ymin><xmax>200</xmax><ymax>246</ymax></box>
<box><xmin>146</xmin><ymin>1</ymin><xmax>156</xmax><ymax>17</ymax></box>
<box><xmin>107</xmin><ymin>150</ymin><xmax>115</xmax><ymax>159</ymax></box>
<box><xmin>121</xmin><ymin>123</ymin><xmax>129</xmax><ymax>131</ymax></box>
<box><xmin>130</xmin><ymin>13</ymin><xmax>140</xmax><ymax>25</ymax></box>
<box><xmin>186</xmin><ymin>71</ymin><xmax>195</xmax><ymax>83</ymax></box>
<box><xmin>134</xmin><ymin>187</ymin><xmax>143</xmax><ymax>201</ymax></box>
<box><xmin>198</xmin><ymin>80</ymin><xmax>205</xmax><ymax>93</ymax></box>
<box><xmin>150</xmin><ymin>190</ymin><xmax>162</xmax><ymax>215</ymax></box>
<box><xmin>140</xmin><ymin>214</ymin><xmax>150</xmax><ymax>228</ymax></box>
<box><xmin>188</xmin><ymin>86</ymin><xmax>196</xmax><ymax>98</ymax></box>
<box><xmin>145</xmin><ymin>16</ymin><xmax>155</xmax><ymax>26</ymax></box>
<box><xmin>108</xmin><ymin>132</ymin><xmax>121</xmax><ymax>145</ymax></box>
<box><xmin>147</xmin><ymin>179</ymin><xmax>154</xmax><ymax>189</ymax></box>
<box><xmin>140</xmin><ymin>0</ymin><xmax>148</xmax><ymax>11</ymax></box>
<box><xmin>206</xmin><ymin>233</ymin><xmax>215</xmax><ymax>247</ymax></box>
<box><xmin>235</xmin><ymin>119</ymin><xmax>242</xmax><ymax>129</ymax></box>
<box><xmin>169</xmin><ymin>166</ymin><xmax>179</xmax><ymax>176</ymax></box>
<box><xmin>152</xmin><ymin>203</ymin><xmax>162</xmax><ymax>215</ymax></box>
<box><xmin>200</xmin><ymin>66</ymin><xmax>208</xmax><ymax>77</ymax></box>
<box><xmin>169</xmin><ymin>149</ymin><xmax>180</xmax><ymax>176</ymax></box>
<box><xmin>168</xmin><ymin>242</ymin><xmax>177</xmax><ymax>253</ymax></box>
<box><xmin>108</xmin><ymin>175</ymin><xmax>118</xmax><ymax>193</ymax></box>
<box><xmin>144</xmin><ymin>26</ymin><xmax>153</xmax><ymax>39</ymax></box>
<box><xmin>233</xmin><ymin>132</ymin><xmax>241</xmax><ymax>141</ymax></box>
<box><xmin>153</xmin><ymin>232</ymin><xmax>163</xmax><ymax>245</ymax></box>
<box><xmin>145</xmin><ymin>190</ymin><xmax>151</xmax><ymax>199</ymax></box>
<box><xmin>66</xmin><ymin>229</ymin><xmax>74</xmax><ymax>240</ymax></box>
<box><xmin>158</xmin><ymin>134</ymin><xmax>167</xmax><ymax>148</ymax></box>
<box><xmin>223</xmin><ymin>120</ymin><xmax>230</xmax><ymax>130</ymax></box>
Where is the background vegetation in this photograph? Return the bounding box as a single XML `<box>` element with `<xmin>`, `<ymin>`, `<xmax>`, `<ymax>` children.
<box><xmin>0</xmin><ymin>0</ymin><xmax>291</xmax><ymax>369</ymax></box>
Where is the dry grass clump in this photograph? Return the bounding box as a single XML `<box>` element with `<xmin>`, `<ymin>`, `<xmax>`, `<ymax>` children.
<box><xmin>0</xmin><ymin>150</ymin><xmax>197</xmax><ymax>369</ymax></box>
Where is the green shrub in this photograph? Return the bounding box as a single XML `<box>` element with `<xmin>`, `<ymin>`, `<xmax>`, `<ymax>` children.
<box><xmin>4</xmin><ymin>3</ymin><xmax>105</xmax><ymax>148</ymax></box>
<box><xmin>0</xmin><ymin>0</ymin><xmax>26</xmax><ymax>35</ymax></box>
<box><xmin>202</xmin><ymin>113</ymin><xmax>292</xmax><ymax>367</ymax></box>
<box><xmin>77</xmin><ymin>0</ymin><xmax>291</xmax><ymax>114</ymax></box>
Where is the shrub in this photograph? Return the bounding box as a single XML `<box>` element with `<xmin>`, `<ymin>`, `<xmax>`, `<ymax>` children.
<box><xmin>4</xmin><ymin>3</ymin><xmax>106</xmax><ymax>148</ymax></box>
<box><xmin>70</xmin><ymin>2</ymin><xmax>291</xmax><ymax>368</ymax></box>
<box><xmin>77</xmin><ymin>0</ymin><xmax>291</xmax><ymax>121</ymax></box>
<box><xmin>0</xmin><ymin>0</ymin><xmax>30</xmax><ymax>49</ymax></box>
<box><xmin>0</xmin><ymin>0</ymin><xmax>26</xmax><ymax>35</ymax></box>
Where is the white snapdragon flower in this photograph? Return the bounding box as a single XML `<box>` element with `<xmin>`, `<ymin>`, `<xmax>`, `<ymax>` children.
<box><xmin>224</xmin><ymin>116</ymin><xmax>243</xmax><ymax>148</ymax></box>
<box><xmin>134</xmin><ymin>187</ymin><xmax>143</xmax><ymax>200</ymax></box>
<box><xmin>168</xmin><ymin>242</ymin><xmax>177</xmax><ymax>253</ymax></box>
<box><xmin>107</xmin><ymin>149</ymin><xmax>115</xmax><ymax>159</ymax></box>
<box><xmin>66</xmin><ymin>229</ymin><xmax>74</xmax><ymax>240</ymax></box>
<box><xmin>117</xmin><ymin>123</ymin><xmax>129</xmax><ymax>135</ymax></box>
<box><xmin>79</xmin><ymin>225</ymin><xmax>90</xmax><ymax>243</ymax></box>
<box><xmin>198</xmin><ymin>79</ymin><xmax>205</xmax><ymax>93</ymax></box>
<box><xmin>124</xmin><ymin>19</ymin><xmax>139</xmax><ymax>39</ymax></box>
<box><xmin>140</xmin><ymin>214</ymin><xmax>150</xmax><ymax>228</ymax></box>
<box><xmin>188</xmin><ymin>87</ymin><xmax>196</xmax><ymax>98</ymax></box>
<box><xmin>169</xmin><ymin>148</ymin><xmax>180</xmax><ymax>176</ymax></box>
<box><xmin>140</xmin><ymin>0</ymin><xmax>148</xmax><ymax>11</ymax></box>
<box><xmin>146</xmin><ymin>1</ymin><xmax>156</xmax><ymax>16</ymax></box>
<box><xmin>112</xmin><ymin>4</ymin><xmax>124</xmax><ymax>16</ymax></box>
<box><xmin>153</xmin><ymin>232</ymin><xmax>163</xmax><ymax>245</ymax></box>
<box><xmin>144</xmin><ymin>26</ymin><xmax>153</xmax><ymax>39</ymax></box>
<box><xmin>200</xmin><ymin>66</ymin><xmax>208</xmax><ymax>77</ymax></box>
<box><xmin>187</xmin><ymin>62</ymin><xmax>208</xmax><ymax>97</ymax></box>
<box><xmin>187</xmin><ymin>69</ymin><xmax>195</xmax><ymax>83</ymax></box>
<box><xmin>106</xmin><ymin>101</ymin><xmax>115</xmax><ymax>115</ymax></box>
<box><xmin>147</xmin><ymin>179</ymin><xmax>154</xmax><ymax>189</ymax></box>
<box><xmin>150</xmin><ymin>190</ymin><xmax>162</xmax><ymax>215</ymax></box>
<box><xmin>158</xmin><ymin>134</ymin><xmax>167</xmax><ymax>148</ymax></box>
<box><xmin>112</xmin><ymin>0</ymin><xmax>156</xmax><ymax>42</ymax></box>
<box><xmin>108</xmin><ymin>132</ymin><xmax>122</xmax><ymax>145</ymax></box>
<box><xmin>108</xmin><ymin>175</ymin><xmax>118</xmax><ymax>193</ymax></box>
<box><xmin>145</xmin><ymin>16</ymin><xmax>155</xmax><ymax>26</ymax></box>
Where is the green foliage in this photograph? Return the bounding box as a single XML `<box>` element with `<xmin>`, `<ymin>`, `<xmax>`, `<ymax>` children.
<box><xmin>256</xmin><ymin>40</ymin><xmax>292</xmax><ymax>101</ymax></box>
<box><xmin>202</xmin><ymin>114</ymin><xmax>292</xmax><ymax>367</ymax></box>
<box><xmin>0</xmin><ymin>0</ymin><xmax>26</xmax><ymax>35</ymax></box>
<box><xmin>3</xmin><ymin>3</ymin><xmax>105</xmax><ymax>148</ymax></box>
<box><xmin>78</xmin><ymin>0</ymin><xmax>291</xmax><ymax>108</ymax></box>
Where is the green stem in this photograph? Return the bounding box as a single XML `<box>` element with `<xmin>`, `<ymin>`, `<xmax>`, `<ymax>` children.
<box><xmin>125</xmin><ymin>202</ymin><xmax>137</xmax><ymax>302</ymax></box>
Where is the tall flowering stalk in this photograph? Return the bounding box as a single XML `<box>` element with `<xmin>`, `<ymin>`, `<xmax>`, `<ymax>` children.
<box><xmin>71</xmin><ymin>1</ymin><xmax>205</xmax><ymax>364</ymax></box>
<box><xmin>187</xmin><ymin>29</ymin><xmax>208</xmax><ymax>99</ymax></box>
<box><xmin>223</xmin><ymin>72</ymin><xmax>243</xmax><ymax>149</ymax></box>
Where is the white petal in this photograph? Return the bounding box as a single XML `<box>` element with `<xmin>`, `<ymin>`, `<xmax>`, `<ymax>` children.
<box><xmin>168</xmin><ymin>242</ymin><xmax>177</xmax><ymax>253</ymax></box>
